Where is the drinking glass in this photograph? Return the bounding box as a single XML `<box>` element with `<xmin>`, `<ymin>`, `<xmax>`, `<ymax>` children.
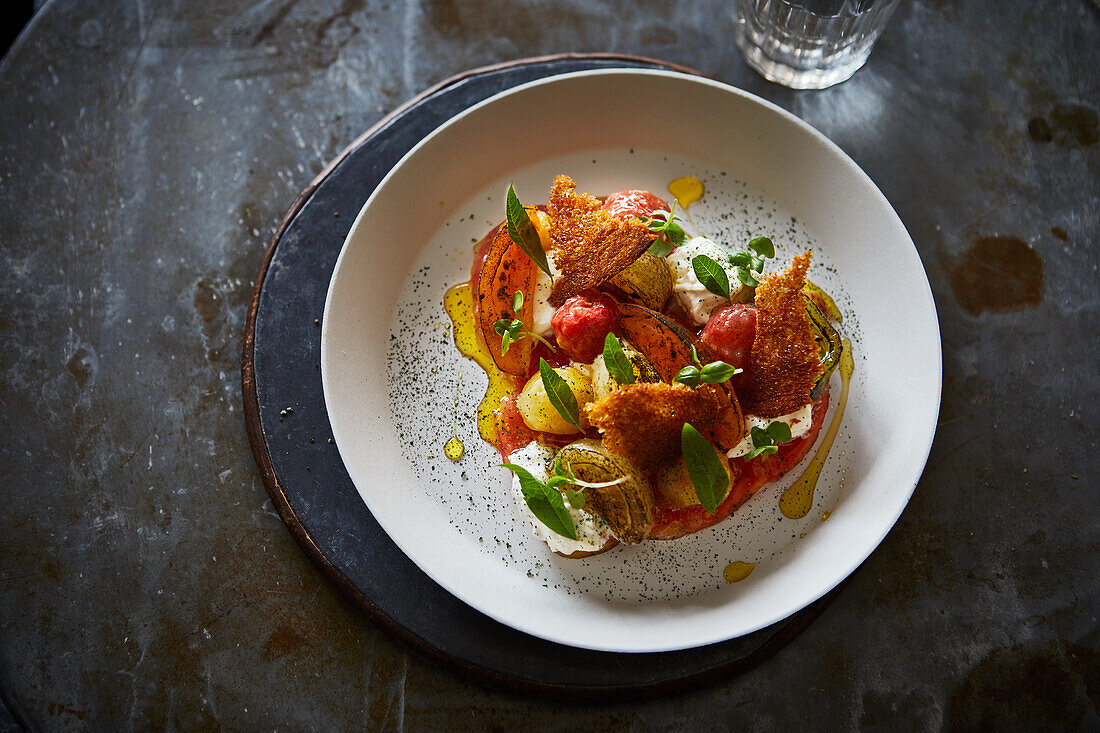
<box><xmin>734</xmin><ymin>0</ymin><xmax>901</xmax><ymax>89</ymax></box>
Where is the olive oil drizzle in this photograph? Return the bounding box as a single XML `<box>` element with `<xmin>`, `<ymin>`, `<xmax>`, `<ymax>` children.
<box><xmin>723</xmin><ymin>561</ymin><xmax>756</xmax><ymax>583</ymax></box>
<box><xmin>443</xmin><ymin>282</ymin><xmax>516</xmax><ymax>443</ymax></box>
<box><xmin>779</xmin><ymin>338</ymin><xmax>854</xmax><ymax>520</ymax></box>
<box><xmin>668</xmin><ymin>176</ymin><xmax>705</xmax><ymax>209</ymax></box>
<box><xmin>444</xmin><ymin>367</ymin><xmax>465</xmax><ymax>461</ymax></box>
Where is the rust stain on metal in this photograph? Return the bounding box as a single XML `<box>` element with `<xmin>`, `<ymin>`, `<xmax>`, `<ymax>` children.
<box><xmin>948</xmin><ymin>236</ymin><xmax>1044</xmax><ymax>316</ymax></box>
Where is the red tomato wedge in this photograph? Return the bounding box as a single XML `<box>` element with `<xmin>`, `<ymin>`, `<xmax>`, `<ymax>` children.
<box><xmin>603</xmin><ymin>189</ymin><xmax>668</xmax><ymax>220</ymax></box>
<box><xmin>474</xmin><ymin>208</ymin><xmax>541</xmax><ymax>376</ymax></box>
<box><xmin>615</xmin><ymin>302</ymin><xmax>745</xmax><ymax>452</ymax></box>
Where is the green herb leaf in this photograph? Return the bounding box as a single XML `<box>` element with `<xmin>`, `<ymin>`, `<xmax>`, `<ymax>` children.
<box><xmin>602</xmin><ymin>333</ymin><xmax>636</xmax><ymax>386</ymax></box>
<box><xmin>744</xmin><ymin>420</ymin><xmax>793</xmax><ymax>460</ymax></box>
<box><xmin>745</xmin><ymin>445</ymin><xmax>778</xmax><ymax>460</ymax></box>
<box><xmin>539</xmin><ymin>358</ymin><xmax>582</xmax><ymax>432</ymax></box>
<box><xmin>681</xmin><ymin>424</ymin><xmax>729</xmax><ymax>515</ymax></box>
<box><xmin>648</xmin><ymin>237</ymin><xmax>676</xmax><ymax>258</ymax></box>
<box><xmin>748</xmin><ymin>236</ymin><xmax>775</xmax><ymax>259</ymax></box>
<box><xmin>736</xmin><ymin>266</ymin><xmax>760</xmax><ymax>288</ymax></box>
<box><xmin>700</xmin><ymin>361</ymin><xmax>738</xmax><ymax>384</ymax></box>
<box><xmin>506</xmin><ymin>184</ymin><xmax>551</xmax><ymax>276</ymax></box>
<box><xmin>766</xmin><ymin>421</ymin><xmax>792</xmax><ymax>443</ymax></box>
<box><xmin>493</xmin><ymin>319</ymin><xmax>511</xmax><ymax>336</ymax></box>
<box><xmin>675</xmin><ymin>365</ymin><xmax>701</xmax><ymax>387</ymax></box>
<box><xmin>689</xmin><ymin>344</ymin><xmax>702</xmax><ymax>367</ymax></box>
<box><xmin>729</xmin><ymin>251</ymin><xmax>754</xmax><ymax>268</ymax></box>
<box><xmin>500</xmin><ymin>330</ymin><xmax>514</xmax><ymax>355</ymax></box>
<box><xmin>563</xmin><ymin>488</ymin><xmax>587</xmax><ymax>509</ymax></box>
<box><xmin>692</xmin><ymin>254</ymin><xmax>731</xmax><ymax>300</ymax></box>
<box><xmin>645</xmin><ymin>203</ymin><xmax>687</xmax><ymax>257</ymax></box>
<box><xmin>512</xmin><ymin>290</ymin><xmax>524</xmax><ymax>312</ymax></box>
<box><xmin>501</xmin><ymin>463</ymin><xmax>576</xmax><ymax>539</ymax></box>
<box><xmin>507</xmin><ymin>319</ymin><xmax>524</xmax><ymax>339</ymax></box>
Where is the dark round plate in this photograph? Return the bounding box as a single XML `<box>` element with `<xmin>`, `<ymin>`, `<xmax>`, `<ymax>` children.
<box><xmin>241</xmin><ymin>54</ymin><xmax>842</xmax><ymax>699</ymax></box>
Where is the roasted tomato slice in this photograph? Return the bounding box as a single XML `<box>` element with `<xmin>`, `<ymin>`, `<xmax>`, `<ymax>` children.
<box><xmin>474</xmin><ymin>210</ymin><xmax>540</xmax><ymax>376</ymax></box>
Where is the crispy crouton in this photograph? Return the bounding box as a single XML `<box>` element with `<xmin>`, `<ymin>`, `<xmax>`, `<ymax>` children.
<box><xmin>584</xmin><ymin>382</ymin><xmax>723</xmax><ymax>471</ymax></box>
<box><xmin>735</xmin><ymin>252</ymin><xmax>824</xmax><ymax>417</ymax></box>
<box><xmin>547</xmin><ymin>175</ymin><xmax>654</xmax><ymax>306</ymax></box>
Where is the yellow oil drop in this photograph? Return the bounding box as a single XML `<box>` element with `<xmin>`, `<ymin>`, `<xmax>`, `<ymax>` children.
<box><xmin>779</xmin><ymin>338</ymin><xmax>854</xmax><ymax>519</ymax></box>
<box><xmin>443</xmin><ymin>283</ymin><xmax>516</xmax><ymax>443</ymax></box>
<box><xmin>822</xmin><ymin>510</ymin><xmax>832</xmax><ymax>521</ymax></box>
<box><xmin>723</xmin><ymin>561</ymin><xmax>756</xmax><ymax>583</ymax></box>
<box><xmin>668</xmin><ymin>176</ymin><xmax>705</xmax><ymax>210</ymax></box>
<box><xmin>444</xmin><ymin>436</ymin><xmax>464</xmax><ymax>461</ymax></box>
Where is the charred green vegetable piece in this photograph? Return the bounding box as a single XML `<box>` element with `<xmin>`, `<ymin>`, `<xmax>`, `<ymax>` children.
<box><xmin>555</xmin><ymin>439</ymin><xmax>654</xmax><ymax>544</ymax></box>
<box><xmin>805</xmin><ymin>294</ymin><xmax>843</xmax><ymax>400</ymax></box>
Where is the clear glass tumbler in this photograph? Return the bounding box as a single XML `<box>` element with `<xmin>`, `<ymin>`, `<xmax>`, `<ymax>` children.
<box><xmin>734</xmin><ymin>0</ymin><xmax>901</xmax><ymax>89</ymax></box>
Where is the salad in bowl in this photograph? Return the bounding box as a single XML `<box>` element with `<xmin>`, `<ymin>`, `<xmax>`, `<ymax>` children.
<box><xmin>448</xmin><ymin>174</ymin><xmax>845</xmax><ymax>558</ymax></box>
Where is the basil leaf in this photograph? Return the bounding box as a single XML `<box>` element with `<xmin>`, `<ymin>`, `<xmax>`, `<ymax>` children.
<box><xmin>766</xmin><ymin>421</ymin><xmax>792</xmax><ymax>443</ymax></box>
<box><xmin>748</xmin><ymin>236</ymin><xmax>775</xmax><ymax>259</ymax></box>
<box><xmin>729</xmin><ymin>251</ymin><xmax>753</xmax><ymax>267</ymax></box>
<box><xmin>506</xmin><ymin>184</ymin><xmax>551</xmax><ymax>276</ymax></box>
<box><xmin>736</xmin><ymin>266</ymin><xmax>760</xmax><ymax>288</ymax></box>
<box><xmin>507</xmin><ymin>319</ymin><xmax>523</xmax><ymax>339</ymax></box>
<box><xmin>700</xmin><ymin>361</ymin><xmax>737</xmax><ymax>384</ymax></box>
<box><xmin>602</xmin><ymin>333</ymin><xmax>635</xmax><ymax>386</ymax></box>
<box><xmin>500</xmin><ymin>330</ymin><xmax>513</xmax><ymax>355</ymax></box>
<box><xmin>564</xmin><ymin>488</ymin><xmax>587</xmax><ymax>510</ymax></box>
<box><xmin>681</xmin><ymin>424</ymin><xmax>729</xmax><ymax>515</ymax></box>
<box><xmin>675</xmin><ymin>365</ymin><xmax>701</xmax><ymax>387</ymax></box>
<box><xmin>750</xmin><ymin>425</ymin><xmax>770</xmax><ymax>448</ymax></box>
<box><xmin>692</xmin><ymin>255</ymin><xmax>731</xmax><ymax>300</ymax></box>
<box><xmin>745</xmin><ymin>445</ymin><xmax>778</xmax><ymax>460</ymax></box>
<box><xmin>648</xmin><ymin>236</ymin><xmax>675</xmax><ymax>258</ymax></box>
<box><xmin>663</xmin><ymin>221</ymin><xmax>687</xmax><ymax>247</ymax></box>
<box><xmin>502</xmin><ymin>463</ymin><xmax>577</xmax><ymax>539</ymax></box>
<box><xmin>539</xmin><ymin>358</ymin><xmax>581</xmax><ymax>431</ymax></box>
<box><xmin>493</xmin><ymin>319</ymin><xmax>510</xmax><ymax>336</ymax></box>
<box><xmin>512</xmin><ymin>290</ymin><xmax>524</xmax><ymax>312</ymax></box>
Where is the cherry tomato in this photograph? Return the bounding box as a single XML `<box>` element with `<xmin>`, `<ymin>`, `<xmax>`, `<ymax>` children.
<box><xmin>699</xmin><ymin>304</ymin><xmax>757</xmax><ymax>371</ymax></box>
<box><xmin>602</xmin><ymin>189</ymin><xmax>668</xmax><ymax>220</ymax></box>
<box><xmin>550</xmin><ymin>291</ymin><xmax>617</xmax><ymax>363</ymax></box>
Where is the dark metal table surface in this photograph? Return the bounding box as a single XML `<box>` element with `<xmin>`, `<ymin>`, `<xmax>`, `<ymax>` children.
<box><xmin>1</xmin><ymin>0</ymin><xmax>1097</xmax><ymax>730</ymax></box>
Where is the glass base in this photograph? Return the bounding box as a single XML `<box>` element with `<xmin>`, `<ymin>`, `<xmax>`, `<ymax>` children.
<box><xmin>734</xmin><ymin>24</ymin><xmax>871</xmax><ymax>89</ymax></box>
<box><xmin>737</xmin><ymin>39</ymin><xmax>869</xmax><ymax>89</ymax></box>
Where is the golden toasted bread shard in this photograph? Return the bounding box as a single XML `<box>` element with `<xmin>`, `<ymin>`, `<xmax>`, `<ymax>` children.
<box><xmin>584</xmin><ymin>381</ymin><xmax>723</xmax><ymax>472</ymax></box>
<box><xmin>735</xmin><ymin>251</ymin><xmax>824</xmax><ymax>417</ymax></box>
<box><xmin>547</xmin><ymin>175</ymin><xmax>655</xmax><ymax>306</ymax></box>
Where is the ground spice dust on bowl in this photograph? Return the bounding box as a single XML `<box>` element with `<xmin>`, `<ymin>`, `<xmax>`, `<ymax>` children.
<box><xmin>320</xmin><ymin>69</ymin><xmax>941</xmax><ymax>653</ymax></box>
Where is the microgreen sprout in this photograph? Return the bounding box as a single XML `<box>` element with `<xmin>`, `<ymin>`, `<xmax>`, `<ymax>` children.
<box><xmin>744</xmin><ymin>420</ymin><xmax>793</xmax><ymax>460</ymax></box>
<box><xmin>493</xmin><ymin>289</ymin><xmax>555</xmax><ymax>356</ymax></box>
<box><xmin>644</xmin><ymin>201</ymin><xmax>688</xmax><ymax>257</ymax></box>
<box><xmin>674</xmin><ymin>343</ymin><xmax>741</xmax><ymax>387</ymax></box>
<box><xmin>727</xmin><ymin>235</ymin><xmax>776</xmax><ymax>288</ymax></box>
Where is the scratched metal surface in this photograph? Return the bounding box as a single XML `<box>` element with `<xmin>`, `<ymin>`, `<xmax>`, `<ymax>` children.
<box><xmin>0</xmin><ymin>0</ymin><xmax>1097</xmax><ymax>729</ymax></box>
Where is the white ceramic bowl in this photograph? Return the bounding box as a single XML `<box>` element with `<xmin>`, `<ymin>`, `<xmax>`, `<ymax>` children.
<box><xmin>321</xmin><ymin>69</ymin><xmax>941</xmax><ymax>652</ymax></box>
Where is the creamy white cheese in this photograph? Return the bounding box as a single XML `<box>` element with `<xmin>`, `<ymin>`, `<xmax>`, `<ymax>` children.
<box><xmin>529</xmin><ymin>256</ymin><xmax>560</xmax><ymax>338</ymax></box>
<box><xmin>667</xmin><ymin>236</ymin><xmax>747</xmax><ymax>325</ymax></box>
<box><xmin>726</xmin><ymin>403</ymin><xmax>815</xmax><ymax>459</ymax></box>
<box><xmin>507</xmin><ymin>442</ymin><xmax>613</xmax><ymax>555</ymax></box>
